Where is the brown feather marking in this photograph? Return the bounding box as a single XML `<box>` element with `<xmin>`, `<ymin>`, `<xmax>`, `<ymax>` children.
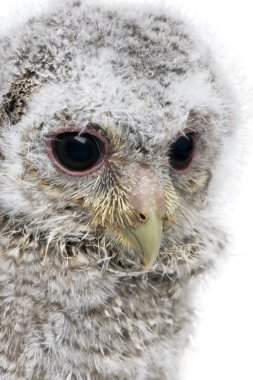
<box><xmin>1</xmin><ymin>70</ymin><xmax>41</xmax><ymax>124</ymax></box>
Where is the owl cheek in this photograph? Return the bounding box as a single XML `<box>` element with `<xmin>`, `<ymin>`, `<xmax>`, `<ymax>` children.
<box><xmin>184</xmin><ymin>170</ymin><xmax>212</xmax><ymax>195</ymax></box>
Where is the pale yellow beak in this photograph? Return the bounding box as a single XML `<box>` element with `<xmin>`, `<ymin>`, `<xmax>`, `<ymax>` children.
<box><xmin>117</xmin><ymin>163</ymin><xmax>167</xmax><ymax>269</ymax></box>
<box><xmin>122</xmin><ymin>209</ymin><xmax>162</xmax><ymax>270</ymax></box>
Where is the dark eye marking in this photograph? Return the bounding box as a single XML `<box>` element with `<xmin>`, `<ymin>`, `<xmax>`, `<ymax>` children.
<box><xmin>46</xmin><ymin>129</ymin><xmax>108</xmax><ymax>176</ymax></box>
<box><xmin>169</xmin><ymin>131</ymin><xmax>198</xmax><ymax>172</ymax></box>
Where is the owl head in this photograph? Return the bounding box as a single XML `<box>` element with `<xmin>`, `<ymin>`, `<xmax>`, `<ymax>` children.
<box><xmin>0</xmin><ymin>1</ymin><xmax>233</xmax><ymax>275</ymax></box>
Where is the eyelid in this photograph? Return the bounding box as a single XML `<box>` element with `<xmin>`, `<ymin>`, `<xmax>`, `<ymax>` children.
<box><xmin>46</xmin><ymin>127</ymin><xmax>109</xmax><ymax>148</ymax></box>
<box><xmin>171</xmin><ymin>128</ymin><xmax>199</xmax><ymax>143</ymax></box>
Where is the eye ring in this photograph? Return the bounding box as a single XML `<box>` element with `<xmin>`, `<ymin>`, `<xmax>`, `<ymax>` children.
<box><xmin>169</xmin><ymin>130</ymin><xmax>199</xmax><ymax>173</ymax></box>
<box><xmin>46</xmin><ymin>128</ymin><xmax>109</xmax><ymax>176</ymax></box>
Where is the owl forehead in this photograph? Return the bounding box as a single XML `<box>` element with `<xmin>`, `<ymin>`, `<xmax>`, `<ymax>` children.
<box><xmin>25</xmin><ymin>67</ymin><xmax>220</xmax><ymax>145</ymax></box>
<box><xmin>4</xmin><ymin>3</ymin><xmax>226</xmax><ymax>143</ymax></box>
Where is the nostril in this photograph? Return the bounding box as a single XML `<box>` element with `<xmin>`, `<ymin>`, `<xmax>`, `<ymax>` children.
<box><xmin>139</xmin><ymin>213</ymin><xmax>146</xmax><ymax>221</ymax></box>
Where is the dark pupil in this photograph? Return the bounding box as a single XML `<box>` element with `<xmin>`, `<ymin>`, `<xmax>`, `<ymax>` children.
<box><xmin>170</xmin><ymin>133</ymin><xmax>195</xmax><ymax>170</ymax></box>
<box><xmin>53</xmin><ymin>132</ymin><xmax>101</xmax><ymax>171</ymax></box>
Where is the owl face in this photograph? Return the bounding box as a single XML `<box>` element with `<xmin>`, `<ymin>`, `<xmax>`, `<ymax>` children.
<box><xmin>0</xmin><ymin>4</ymin><xmax>232</xmax><ymax>273</ymax></box>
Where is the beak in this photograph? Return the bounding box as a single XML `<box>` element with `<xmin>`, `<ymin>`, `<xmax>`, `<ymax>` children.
<box><xmin>119</xmin><ymin>163</ymin><xmax>166</xmax><ymax>269</ymax></box>
<box><xmin>122</xmin><ymin>209</ymin><xmax>162</xmax><ymax>269</ymax></box>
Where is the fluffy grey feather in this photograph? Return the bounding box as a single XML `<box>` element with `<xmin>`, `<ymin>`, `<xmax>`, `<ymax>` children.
<box><xmin>0</xmin><ymin>0</ymin><xmax>234</xmax><ymax>379</ymax></box>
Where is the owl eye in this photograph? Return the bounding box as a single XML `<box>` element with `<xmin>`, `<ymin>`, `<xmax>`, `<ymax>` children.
<box><xmin>47</xmin><ymin>130</ymin><xmax>107</xmax><ymax>176</ymax></box>
<box><xmin>169</xmin><ymin>131</ymin><xmax>197</xmax><ymax>171</ymax></box>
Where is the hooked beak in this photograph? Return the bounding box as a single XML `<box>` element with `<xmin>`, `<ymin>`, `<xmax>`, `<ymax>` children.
<box><xmin>122</xmin><ymin>209</ymin><xmax>162</xmax><ymax>270</ymax></box>
<box><xmin>118</xmin><ymin>163</ymin><xmax>166</xmax><ymax>269</ymax></box>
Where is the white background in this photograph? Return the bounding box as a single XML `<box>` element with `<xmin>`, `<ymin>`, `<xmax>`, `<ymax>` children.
<box><xmin>0</xmin><ymin>1</ymin><xmax>252</xmax><ymax>379</ymax></box>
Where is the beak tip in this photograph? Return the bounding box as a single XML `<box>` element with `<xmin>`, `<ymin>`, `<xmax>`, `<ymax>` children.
<box><xmin>143</xmin><ymin>263</ymin><xmax>154</xmax><ymax>271</ymax></box>
<box><xmin>143</xmin><ymin>255</ymin><xmax>158</xmax><ymax>271</ymax></box>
